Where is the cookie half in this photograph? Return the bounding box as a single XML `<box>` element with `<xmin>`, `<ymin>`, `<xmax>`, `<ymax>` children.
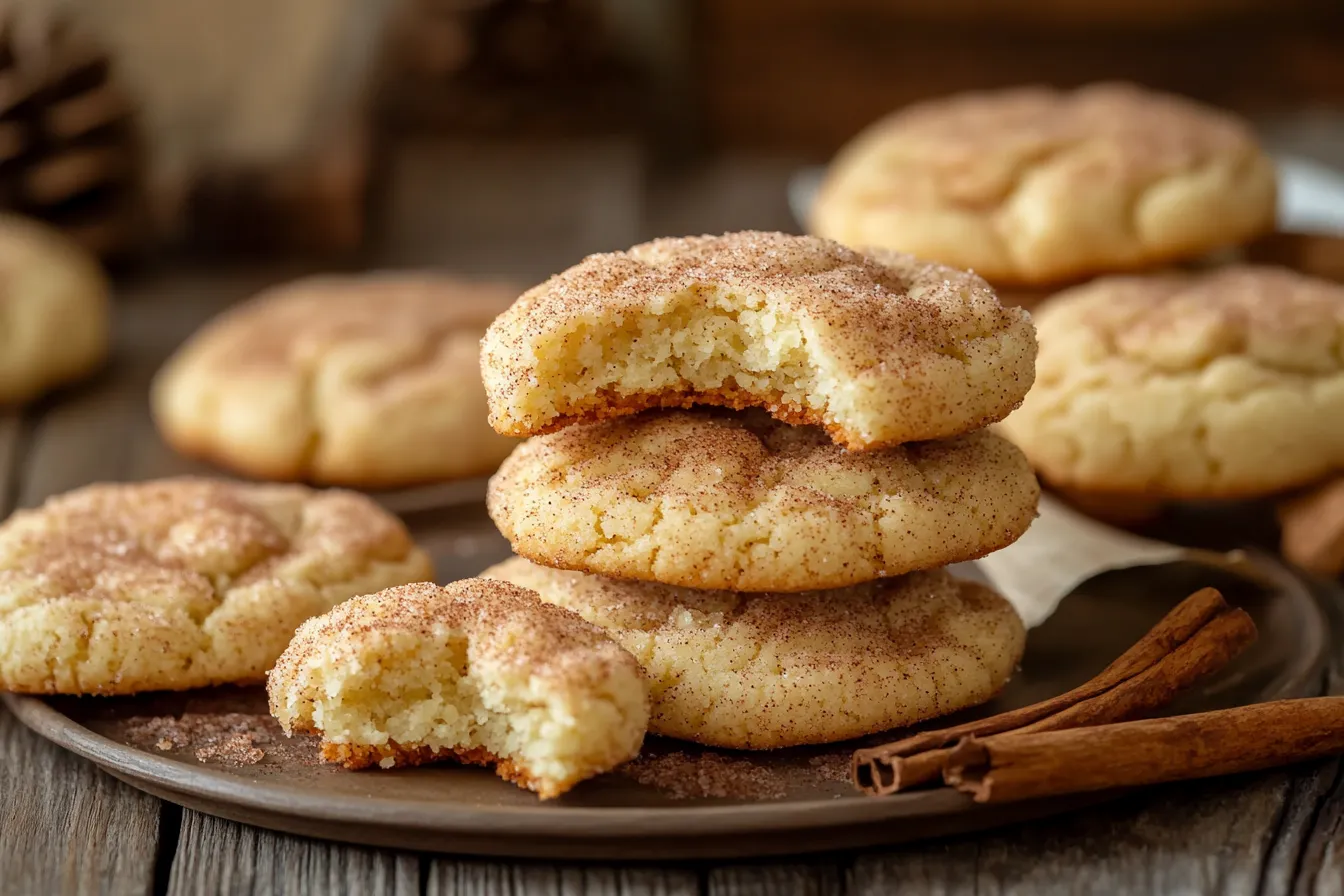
<box><xmin>488</xmin><ymin>410</ymin><xmax>1039</xmax><ymax>592</ymax></box>
<box><xmin>998</xmin><ymin>266</ymin><xmax>1344</xmax><ymax>499</ymax></box>
<box><xmin>483</xmin><ymin>557</ymin><xmax>1025</xmax><ymax>750</ymax></box>
<box><xmin>152</xmin><ymin>273</ymin><xmax>519</xmax><ymax>488</ymax></box>
<box><xmin>0</xmin><ymin>478</ymin><xmax>432</xmax><ymax>694</ymax></box>
<box><xmin>268</xmin><ymin>579</ymin><xmax>649</xmax><ymax>799</ymax></box>
<box><xmin>813</xmin><ymin>83</ymin><xmax>1276</xmax><ymax>287</ymax></box>
<box><xmin>481</xmin><ymin>231</ymin><xmax>1035</xmax><ymax>450</ymax></box>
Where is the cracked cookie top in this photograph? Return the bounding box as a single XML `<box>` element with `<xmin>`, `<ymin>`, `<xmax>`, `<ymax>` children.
<box><xmin>482</xmin><ymin>231</ymin><xmax>1036</xmax><ymax>450</ymax></box>
<box><xmin>487</xmin><ymin>409</ymin><xmax>1039</xmax><ymax>592</ymax></box>
<box><xmin>483</xmin><ymin>556</ymin><xmax>1026</xmax><ymax>749</ymax></box>
<box><xmin>151</xmin><ymin>274</ymin><xmax>519</xmax><ymax>487</ymax></box>
<box><xmin>998</xmin><ymin>266</ymin><xmax>1344</xmax><ymax>498</ymax></box>
<box><xmin>0</xmin><ymin>477</ymin><xmax>433</xmax><ymax>694</ymax></box>
<box><xmin>812</xmin><ymin>83</ymin><xmax>1276</xmax><ymax>286</ymax></box>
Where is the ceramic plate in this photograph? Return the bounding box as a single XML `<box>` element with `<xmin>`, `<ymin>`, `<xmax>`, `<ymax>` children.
<box><xmin>5</xmin><ymin>528</ymin><xmax>1332</xmax><ymax>860</ymax></box>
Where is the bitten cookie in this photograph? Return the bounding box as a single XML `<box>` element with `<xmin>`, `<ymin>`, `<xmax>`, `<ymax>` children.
<box><xmin>812</xmin><ymin>83</ymin><xmax>1277</xmax><ymax>287</ymax></box>
<box><xmin>483</xmin><ymin>557</ymin><xmax>1026</xmax><ymax>750</ymax></box>
<box><xmin>152</xmin><ymin>273</ymin><xmax>519</xmax><ymax>488</ymax></box>
<box><xmin>0</xmin><ymin>214</ymin><xmax>110</xmax><ymax>404</ymax></box>
<box><xmin>488</xmin><ymin>410</ymin><xmax>1039</xmax><ymax>592</ymax></box>
<box><xmin>0</xmin><ymin>478</ymin><xmax>432</xmax><ymax>694</ymax></box>
<box><xmin>481</xmin><ymin>231</ymin><xmax>1035</xmax><ymax>451</ymax></box>
<box><xmin>268</xmin><ymin>579</ymin><xmax>649</xmax><ymax>799</ymax></box>
<box><xmin>998</xmin><ymin>266</ymin><xmax>1344</xmax><ymax>498</ymax></box>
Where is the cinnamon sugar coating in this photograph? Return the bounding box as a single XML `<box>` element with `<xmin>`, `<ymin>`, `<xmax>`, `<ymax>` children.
<box><xmin>0</xmin><ymin>477</ymin><xmax>432</xmax><ymax>694</ymax></box>
<box><xmin>813</xmin><ymin>83</ymin><xmax>1276</xmax><ymax>286</ymax></box>
<box><xmin>152</xmin><ymin>273</ymin><xmax>519</xmax><ymax>487</ymax></box>
<box><xmin>268</xmin><ymin>579</ymin><xmax>649</xmax><ymax>799</ymax></box>
<box><xmin>483</xmin><ymin>557</ymin><xmax>1026</xmax><ymax>750</ymax></box>
<box><xmin>999</xmin><ymin>266</ymin><xmax>1344</xmax><ymax>497</ymax></box>
<box><xmin>480</xmin><ymin>231</ymin><xmax>1035</xmax><ymax>450</ymax></box>
<box><xmin>488</xmin><ymin>410</ymin><xmax>1039</xmax><ymax>592</ymax></box>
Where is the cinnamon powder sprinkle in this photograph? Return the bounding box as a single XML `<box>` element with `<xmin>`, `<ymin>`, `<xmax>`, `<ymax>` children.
<box><xmin>621</xmin><ymin>752</ymin><xmax>789</xmax><ymax>800</ymax></box>
<box><xmin>121</xmin><ymin>712</ymin><xmax>294</xmax><ymax>768</ymax></box>
<box><xmin>620</xmin><ymin>747</ymin><xmax>853</xmax><ymax>801</ymax></box>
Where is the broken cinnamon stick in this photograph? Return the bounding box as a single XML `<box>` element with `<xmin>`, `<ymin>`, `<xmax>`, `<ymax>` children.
<box><xmin>852</xmin><ymin>588</ymin><xmax>1255</xmax><ymax>795</ymax></box>
<box><xmin>943</xmin><ymin>697</ymin><xmax>1344</xmax><ymax>803</ymax></box>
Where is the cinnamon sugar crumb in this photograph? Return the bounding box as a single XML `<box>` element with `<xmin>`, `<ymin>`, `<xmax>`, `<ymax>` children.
<box><xmin>122</xmin><ymin>712</ymin><xmax>282</xmax><ymax>767</ymax></box>
<box><xmin>195</xmin><ymin>733</ymin><xmax>266</xmax><ymax>766</ymax></box>
<box><xmin>621</xmin><ymin>751</ymin><xmax>789</xmax><ymax>800</ymax></box>
<box><xmin>620</xmin><ymin>746</ymin><xmax>854</xmax><ymax>801</ymax></box>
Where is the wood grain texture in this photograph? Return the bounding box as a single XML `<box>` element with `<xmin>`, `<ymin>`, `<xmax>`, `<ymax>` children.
<box><xmin>852</xmin><ymin>773</ymin><xmax>1307</xmax><ymax>895</ymax></box>
<box><xmin>167</xmin><ymin>811</ymin><xmax>419</xmax><ymax>896</ymax></box>
<box><xmin>707</xmin><ymin>864</ymin><xmax>847</xmax><ymax>896</ymax></box>
<box><xmin>0</xmin><ymin>707</ymin><xmax>161</xmax><ymax>896</ymax></box>
<box><xmin>424</xmin><ymin>862</ymin><xmax>698</xmax><ymax>895</ymax></box>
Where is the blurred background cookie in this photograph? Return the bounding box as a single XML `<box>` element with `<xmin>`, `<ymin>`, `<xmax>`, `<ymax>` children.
<box><xmin>0</xmin><ymin>214</ymin><xmax>110</xmax><ymax>405</ymax></box>
<box><xmin>151</xmin><ymin>273</ymin><xmax>519</xmax><ymax>488</ymax></box>
<box><xmin>0</xmin><ymin>477</ymin><xmax>432</xmax><ymax>695</ymax></box>
<box><xmin>811</xmin><ymin>83</ymin><xmax>1277</xmax><ymax>289</ymax></box>
<box><xmin>998</xmin><ymin>265</ymin><xmax>1344</xmax><ymax>500</ymax></box>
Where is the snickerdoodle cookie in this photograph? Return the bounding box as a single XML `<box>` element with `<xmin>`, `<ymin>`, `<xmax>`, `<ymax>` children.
<box><xmin>481</xmin><ymin>231</ymin><xmax>1036</xmax><ymax>451</ymax></box>
<box><xmin>998</xmin><ymin>266</ymin><xmax>1344</xmax><ymax>498</ymax></box>
<box><xmin>0</xmin><ymin>214</ymin><xmax>110</xmax><ymax>404</ymax></box>
<box><xmin>268</xmin><ymin>579</ymin><xmax>649</xmax><ymax>798</ymax></box>
<box><xmin>152</xmin><ymin>274</ymin><xmax>519</xmax><ymax>487</ymax></box>
<box><xmin>812</xmin><ymin>83</ymin><xmax>1276</xmax><ymax>287</ymax></box>
<box><xmin>488</xmin><ymin>410</ymin><xmax>1039</xmax><ymax>592</ymax></box>
<box><xmin>0</xmin><ymin>478</ymin><xmax>431</xmax><ymax>695</ymax></box>
<box><xmin>483</xmin><ymin>557</ymin><xmax>1025</xmax><ymax>749</ymax></box>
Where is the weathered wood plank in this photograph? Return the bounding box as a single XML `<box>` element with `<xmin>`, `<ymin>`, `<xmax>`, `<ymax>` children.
<box><xmin>0</xmin><ymin>707</ymin><xmax>161</xmax><ymax>896</ymax></box>
<box><xmin>850</xmin><ymin>773</ymin><xmax>1302</xmax><ymax>895</ymax></box>
<box><xmin>424</xmin><ymin>861</ymin><xmax>699</xmax><ymax>896</ymax></box>
<box><xmin>707</xmin><ymin>863</ymin><xmax>847</xmax><ymax>896</ymax></box>
<box><xmin>0</xmin><ymin>330</ymin><xmax>166</xmax><ymax>895</ymax></box>
<box><xmin>1292</xmin><ymin>764</ymin><xmax>1344</xmax><ymax>896</ymax></box>
<box><xmin>166</xmin><ymin>811</ymin><xmax>419</xmax><ymax>896</ymax></box>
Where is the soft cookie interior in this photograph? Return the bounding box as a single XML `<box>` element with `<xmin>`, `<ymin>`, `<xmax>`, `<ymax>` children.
<box><xmin>519</xmin><ymin>285</ymin><xmax>855</xmax><ymax>441</ymax></box>
<box><xmin>270</xmin><ymin>613</ymin><xmax>646</xmax><ymax>799</ymax></box>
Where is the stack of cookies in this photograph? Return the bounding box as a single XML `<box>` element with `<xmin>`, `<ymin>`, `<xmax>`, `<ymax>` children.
<box><xmin>479</xmin><ymin>231</ymin><xmax>1042</xmax><ymax>749</ymax></box>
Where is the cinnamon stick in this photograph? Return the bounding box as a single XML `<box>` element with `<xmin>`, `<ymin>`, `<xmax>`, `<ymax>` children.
<box><xmin>943</xmin><ymin>697</ymin><xmax>1344</xmax><ymax>804</ymax></box>
<box><xmin>852</xmin><ymin>588</ymin><xmax>1250</xmax><ymax>794</ymax></box>
<box><xmin>869</xmin><ymin>606</ymin><xmax>1256</xmax><ymax>793</ymax></box>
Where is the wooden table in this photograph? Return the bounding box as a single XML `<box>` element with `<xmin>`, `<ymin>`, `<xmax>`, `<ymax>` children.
<box><xmin>5</xmin><ymin>139</ymin><xmax>1344</xmax><ymax>895</ymax></box>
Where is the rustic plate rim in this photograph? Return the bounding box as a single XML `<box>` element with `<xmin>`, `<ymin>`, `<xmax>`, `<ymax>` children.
<box><xmin>3</xmin><ymin>691</ymin><xmax>986</xmax><ymax>836</ymax></box>
<box><xmin>4</xmin><ymin>551</ymin><xmax>1335</xmax><ymax>854</ymax></box>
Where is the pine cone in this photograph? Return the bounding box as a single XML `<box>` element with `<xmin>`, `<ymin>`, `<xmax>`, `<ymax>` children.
<box><xmin>0</xmin><ymin>8</ymin><xmax>146</xmax><ymax>259</ymax></box>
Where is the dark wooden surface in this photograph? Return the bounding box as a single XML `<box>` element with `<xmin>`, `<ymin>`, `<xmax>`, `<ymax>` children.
<box><xmin>5</xmin><ymin>137</ymin><xmax>1344</xmax><ymax>895</ymax></box>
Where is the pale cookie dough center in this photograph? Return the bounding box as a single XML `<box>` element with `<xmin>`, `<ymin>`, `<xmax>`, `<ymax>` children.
<box><xmin>530</xmin><ymin>285</ymin><xmax>850</xmax><ymax>427</ymax></box>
